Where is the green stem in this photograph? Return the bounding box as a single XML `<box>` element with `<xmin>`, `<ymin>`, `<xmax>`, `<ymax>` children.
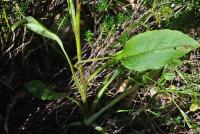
<box><xmin>2</xmin><ymin>9</ymin><xmax>11</xmax><ymax>30</ymax></box>
<box><xmin>74</xmin><ymin>57</ymin><xmax>111</xmax><ymax>68</ymax></box>
<box><xmin>174</xmin><ymin>68</ymin><xmax>189</xmax><ymax>85</ymax></box>
<box><xmin>84</xmin><ymin>86</ymin><xmax>136</xmax><ymax>126</ymax></box>
<box><xmin>76</xmin><ymin>1</ymin><xmax>81</xmax><ymax>62</ymax></box>
<box><xmin>57</xmin><ymin>39</ymin><xmax>83</xmax><ymax>100</ymax></box>
<box><xmin>172</xmin><ymin>99</ymin><xmax>192</xmax><ymax>128</ymax></box>
<box><xmin>92</xmin><ymin>67</ymin><xmax>124</xmax><ymax>111</ymax></box>
<box><xmin>77</xmin><ymin>57</ymin><xmax>111</xmax><ymax>64</ymax></box>
<box><xmin>66</xmin><ymin>0</ymin><xmax>86</xmax><ymax>104</ymax></box>
<box><xmin>87</xmin><ymin>59</ymin><xmax>118</xmax><ymax>83</ymax></box>
<box><xmin>75</xmin><ymin>1</ymin><xmax>87</xmax><ymax>106</ymax></box>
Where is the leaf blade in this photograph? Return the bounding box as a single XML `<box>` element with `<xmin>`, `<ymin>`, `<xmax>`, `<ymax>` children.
<box><xmin>116</xmin><ymin>29</ymin><xmax>200</xmax><ymax>72</ymax></box>
<box><xmin>25</xmin><ymin>80</ymin><xmax>65</xmax><ymax>100</ymax></box>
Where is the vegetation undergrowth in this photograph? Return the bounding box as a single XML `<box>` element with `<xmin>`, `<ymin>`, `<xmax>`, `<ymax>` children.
<box><xmin>1</xmin><ymin>0</ymin><xmax>200</xmax><ymax>133</ymax></box>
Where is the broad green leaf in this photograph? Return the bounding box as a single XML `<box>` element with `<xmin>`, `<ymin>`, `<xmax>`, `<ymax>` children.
<box><xmin>115</xmin><ymin>29</ymin><xmax>200</xmax><ymax>72</ymax></box>
<box><xmin>164</xmin><ymin>73</ymin><xmax>176</xmax><ymax>80</ymax></box>
<box><xmin>25</xmin><ymin>80</ymin><xmax>65</xmax><ymax>100</ymax></box>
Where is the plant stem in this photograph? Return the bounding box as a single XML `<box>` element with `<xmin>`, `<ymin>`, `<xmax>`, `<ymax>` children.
<box><xmin>172</xmin><ymin>98</ymin><xmax>192</xmax><ymax>128</ymax></box>
<box><xmin>75</xmin><ymin>0</ymin><xmax>81</xmax><ymax>62</ymax></box>
<box><xmin>74</xmin><ymin>57</ymin><xmax>111</xmax><ymax>68</ymax></box>
<box><xmin>67</xmin><ymin>0</ymin><xmax>86</xmax><ymax>104</ymax></box>
<box><xmin>75</xmin><ymin>0</ymin><xmax>87</xmax><ymax>106</ymax></box>
<box><xmin>92</xmin><ymin>67</ymin><xmax>124</xmax><ymax>111</ymax></box>
<box><xmin>57</xmin><ymin>39</ymin><xmax>83</xmax><ymax>100</ymax></box>
<box><xmin>76</xmin><ymin>57</ymin><xmax>111</xmax><ymax>65</ymax></box>
<box><xmin>87</xmin><ymin>59</ymin><xmax>118</xmax><ymax>83</ymax></box>
<box><xmin>84</xmin><ymin>86</ymin><xmax>137</xmax><ymax>126</ymax></box>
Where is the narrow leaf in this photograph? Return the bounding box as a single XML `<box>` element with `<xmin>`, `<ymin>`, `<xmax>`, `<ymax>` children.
<box><xmin>11</xmin><ymin>19</ymin><xmax>27</xmax><ymax>31</ymax></box>
<box><xmin>11</xmin><ymin>16</ymin><xmax>66</xmax><ymax>54</ymax></box>
<box><xmin>12</xmin><ymin>16</ymin><xmax>83</xmax><ymax>103</ymax></box>
<box><xmin>67</xmin><ymin>0</ymin><xmax>76</xmax><ymax>32</ymax></box>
